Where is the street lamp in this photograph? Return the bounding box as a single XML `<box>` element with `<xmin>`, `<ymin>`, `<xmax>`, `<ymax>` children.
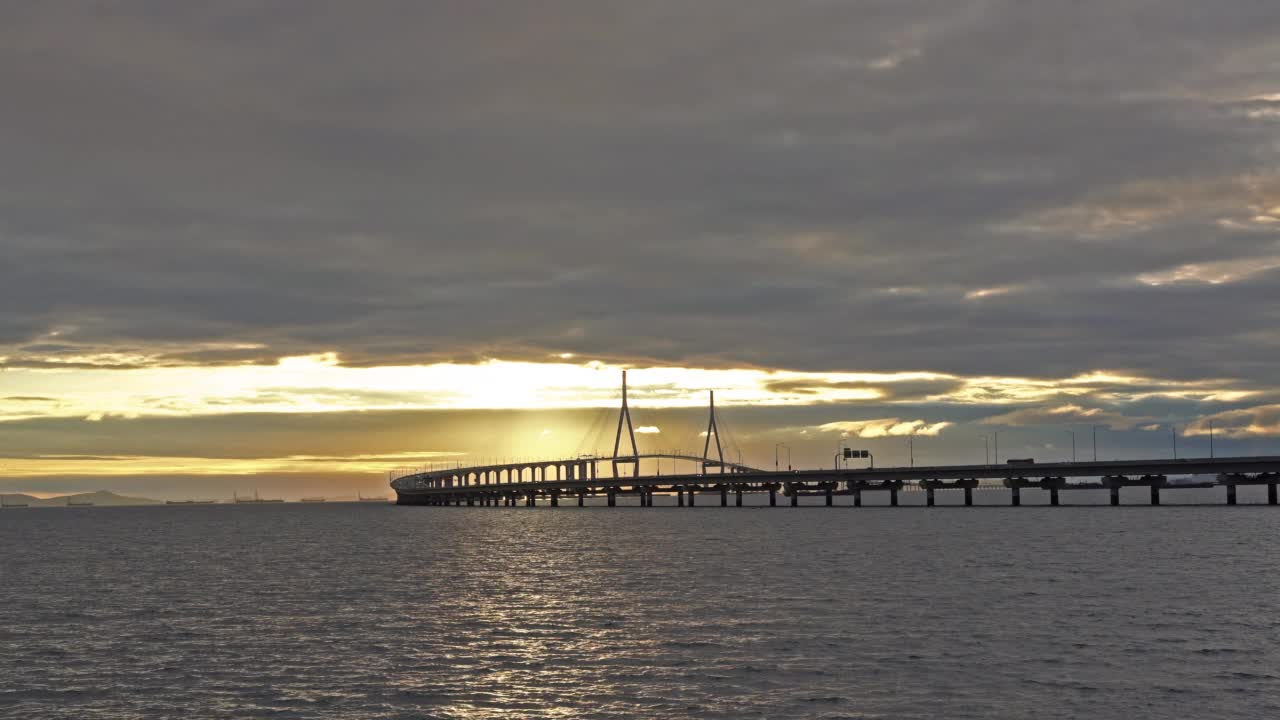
<box><xmin>907</xmin><ymin>433</ymin><xmax>915</xmax><ymax>467</ymax></box>
<box><xmin>980</xmin><ymin>435</ymin><xmax>990</xmax><ymax>465</ymax></box>
<box><xmin>1209</xmin><ymin>420</ymin><xmax>1215</xmax><ymax>458</ymax></box>
<box><xmin>1171</xmin><ymin>425</ymin><xmax>1178</xmax><ymax>460</ymax></box>
<box><xmin>1066</xmin><ymin>430</ymin><xmax>1076</xmax><ymax>462</ymax></box>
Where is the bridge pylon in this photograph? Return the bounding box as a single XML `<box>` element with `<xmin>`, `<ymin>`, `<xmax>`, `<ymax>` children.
<box><xmin>702</xmin><ymin>390</ymin><xmax>725</xmax><ymax>474</ymax></box>
<box><xmin>612</xmin><ymin>370</ymin><xmax>640</xmax><ymax>478</ymax></box>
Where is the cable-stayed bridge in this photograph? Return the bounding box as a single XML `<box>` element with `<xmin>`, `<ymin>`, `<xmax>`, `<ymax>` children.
<box><xmin>391</xmin><ymin>373</ymin><xmax>1280</xmax><ymax>508</ymax></box>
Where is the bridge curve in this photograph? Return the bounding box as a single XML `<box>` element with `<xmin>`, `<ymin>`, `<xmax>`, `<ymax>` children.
<box><xmin>391</xmin><ymin>453</ymin><xmax>765</xmax><ymax>493</ymax></box>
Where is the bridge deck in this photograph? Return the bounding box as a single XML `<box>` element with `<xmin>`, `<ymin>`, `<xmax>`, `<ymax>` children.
<box><xmin>392</xmin><ymin>456</ymin><xmax>1280</xmax><ymax>507</ymax></box>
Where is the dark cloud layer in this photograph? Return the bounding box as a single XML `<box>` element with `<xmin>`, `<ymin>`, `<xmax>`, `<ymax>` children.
<box><xmin>2</xmin><ymin>1</ymin><xmax>1279</xmax><ymax>384</ymax></box>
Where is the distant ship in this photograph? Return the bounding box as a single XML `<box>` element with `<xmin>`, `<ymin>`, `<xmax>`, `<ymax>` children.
<box><xmin>165</xmin><ymin>499</ymin><xmax>216</xmax><ymax>505</ymax></box>
<box><xmin>300</xmin><ymin>497</ymin><xmax>327</xmax><ymax>503</ymax></box>
<box><xmin>233</xmin><ymin>490</ymin><xmax>284</xmax><ymax>504</ymax></box>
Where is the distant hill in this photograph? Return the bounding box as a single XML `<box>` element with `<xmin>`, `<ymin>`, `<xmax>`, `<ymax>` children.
<box><xmin>1</xmin><ymin>491</ymin><xmax>163</xmax><ymax>508</ymax></box>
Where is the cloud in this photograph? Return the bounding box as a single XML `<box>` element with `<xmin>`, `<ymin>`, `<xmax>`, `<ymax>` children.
<box><xmin>1185</xmin><ymin>404</ymin><xmax>1280</xmax><ymax>438</ymax></box>
<box><xmin>979</xmin><ymin>404</ymin><xmax>1150</xmax><ymax>430</ymax></box>
<box><xmin>813</xmin><ymin>419</ymin><xmax>952</xmax><ymax>438</ymax></box>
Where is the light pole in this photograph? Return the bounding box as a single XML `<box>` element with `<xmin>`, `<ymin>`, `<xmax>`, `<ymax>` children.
<box><xmin>908</xmin><ymin>433</ymin><xmax>915</xmax><ymax>467</ymax></box>
<box><xmin>784</xmin><ymin>444</ymin><xmax>791</xmax><ymax>471</ymax></box>
<box><xmin>1209</xmin><ymin>420</ymin><xmax>1215</xmax><ymax>458</ymax></box>
<box><xmin>1171</xmin><ymin>425</ymin><xmax>1178</xmax><ymax>460</ymax></box>
<box><xmin>1092</xmin><ymin>425</ymin><xmax>1103</xmax><ymax>462</ymax></box>
<box><xmin>994</xmin><ymin>430</ymin><xmax>999</xmax><ymax>465</ymax></box>
<box><xmin>980</xmin><ymin>435</ymin><xmax>990</xmax><ymax>465</ymax></box>
<box><xmin>775</xmin><ymin>442</ymin><xmax>784</xmax><ymax>472</ymax></box>
<box><xmin>1066</xmin><ymin>430</ymin><xmax>1076</xmax><ymax>462</ymax></box>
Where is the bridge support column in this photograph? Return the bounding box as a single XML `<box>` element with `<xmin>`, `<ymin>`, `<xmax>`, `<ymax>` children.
<box><xmin>735</xmin><ymin>488</ymin><xmax>743</xmax><ymax>507</ymax></box>
<box><xmin>853</xmin><ymin>489</ymin><xmax>862</xmax><ymax>507</ymax></box>
<box><xmin>467</xmin><ymin>495</ymin><xmax>474</xmax><ymax>506</ymax></box>
<box><xmin>530</xmin><ymin>492</ymin><xmax>538</xmax><ymax>507</ymax></box>
<box><xmin>1011</xmin><ymin>486</ymin><xmax>1021</xmax><ymax>506</ymax></box>
<box><xmin>1149</xmin><ymin>485</ymin><xmax>1160</xmax><ymax>506</ymax></box>
<box><xmin>768</xmin><ymin>486</ymin><xmax>777</xmax><ymax>506</ymax></box>
<box><xmin>889</xmin><ymin>488</ymin><xmax>899</xmax><ymax>507</ymax></box>
<box><xmin>825</xmin><ymin>485</ymin><xmax>833</xmax><ymax>506</ymax></box>
<box><xmin>677</xmin><ymin>488</ymin><xmax>685</xmax><ymax>506</ymax></box>
<box><xmin>1269</xmin><ymin>483</ymin><xmax>1278</xmax><ymax>506</ymax></box>
<box><xmin>689</xmin><ymin>488</ymin><xmax>696</xmax><ymax>506</ymax></box>
<box><xmin>964</xmin><ymin>487</ymin><xmax>973</xmax><ymax>506</ymax></box>
<box><xmin>577</xmin><ymin>491</ymin><xmax>585</xmax><ymax>507</ymax></box>
<box><xmin>1050</xmin><ymin>487</ymin><xmax>1060</xmax><ymax>506</ymax></box>
<box><xmin>455</xmin><ymin>496</ymin><xmax>462</xmax><ymax>507</ymax></box>
<box><xmin>790</xmin><ymin>489</ymin><xmax>798</xmax><ymax>507</ymax></box>
<box><xmin>925</xmin><ymin>488</ymin><xmax>935</xmax><ymax>507</ymax></box>
<box><xmin>550</xmin><ymin>490</ymin><xmax>559</xmax><ymax>507</ymax></box>
<box><xmin>720</xmin><ymin>487</ymin><xmax>728</xmax><ymax>507</ymax></box>
<box><xmin>607</xmin><ymin>488</ymin><xmax>616</xmax><ymax>507</ymax></box>
<box><xmin>1227</xmin><ymin>483</ymin><xmax>1237</xmax><ymax>505</ymax></box>
<box><xmin>1110</xmin><ymin>486</ymin><xmax>1120</xmax><ymax>506</ymax></box>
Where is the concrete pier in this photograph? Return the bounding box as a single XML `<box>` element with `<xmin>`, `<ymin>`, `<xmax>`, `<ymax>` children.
<box><xmin>1011</xmin><ymin>486</ymin><xmax>1020</xmax><ymax>506</ymax></box>
<box><xmin>735</xmin><ymin>488</ymin><xmax>743</xmax><ymax>506</ymax></box>
<box><xmin>925</xmin><ymin>487</ymin><xmax>935</xmax><ymax>506</ymax></box>
<box><xmin>768</xmin><ymin>486</ymin><xmax>777</xmax><ymax>506</ymax></box>
<box><xmin>1270</xmin><ymin>483</ymin><xmax>1278</xmax><ymax>506</ymax></box>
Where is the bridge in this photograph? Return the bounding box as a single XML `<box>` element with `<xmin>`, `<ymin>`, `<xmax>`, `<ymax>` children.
<box><xmin>392</xmin><ymin>372</ymin><xmax>1280</xmax><ymax>508</ymax></box>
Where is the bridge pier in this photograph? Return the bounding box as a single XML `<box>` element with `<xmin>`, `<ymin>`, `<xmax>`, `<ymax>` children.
<box><xmin>1110</xmin><ymin>486</ymin><xmax>1120</xmax><ymax>506</ymax></box>
<box><xmin>925</xmin><ymin>487</ymin><xmax>935</xmax><ymax>507</ymax></box>
<box><xmin>825</xmin><ymin>485</ymin><xmax>834</xmax><ymax>506</ymax></box>
<box><xmin>889</xmin><ymin>487</ymin><xmax>898</xmax><ymax>507</ymax></box>
<box><xmin>720</xmin><ymin>487</ymin><xmax>728</xmax><ymax>507</ymax></box>
<box><xmin>577</xmin><ymin>490</ymin><xmax>585</xmax><ymax>507</ymax></box>
<box><xmin>790</xmin><ymin>487</ymin><xmax>798</xmax><ymax>507</ymax></box>
<box><xmin>466</xmin><ymin>495</ymin><xmax>474</xmax><ymax>506</ymax></box>
<box><xmin>735</xmin><ymin>488</ymin><xmax>743</xmax><ymax>507</ymax></box>
<box><xmin>853</xmin><ymin>489</ymin><xmax>862</xmax><ymax>507</ymax></box>
<box><xmin>607</xmin><ymin>488</ymin><xmax>616</xmax><ymax>507</ymax></box>
<box><xmin>964</xmin><ymin>487</ymin><xmax>973</xmax><ymax>506</ymax></box>
<box><xmin>1010</xmin><ymin>486</ymin><xmax>1020</xmax><ymax>506</ymax></box>
<box><xmin>677</xmin><ymin>487</ymin><xmax>685</xmax><ymax>506</ymax></box>
<box><xmin>1227</xmin><ymin>483</ymin><xmax>1237</xmax><ymax>505</ymax></box>
<box><xmin>768</xmin><ymin>486</ymin><xmax>777</xmax><ymax>506</ymax></box>
<box><xmin>550</xmin><ymin>490</ymin><xmax>559</xmax><ymax>507</ymax></box>
<box><xmin>1049</xmin><ymin>487</ymin><xmax>1060</xmax><ymax>506</ymax></box>
<box><xmin>1150</xmin><ymin>485</ymin><xmax>1160</xmax><ymax>506</ymax></box>
<box><xmin>1270</xmin><ymin>483</ymin><xmax>1278</xmax><ymax>506</ymax></box>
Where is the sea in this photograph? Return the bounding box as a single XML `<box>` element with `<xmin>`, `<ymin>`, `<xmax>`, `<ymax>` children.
<box><xmin>2</xmin><ymin>489</ymin><xmax>1279</xmax><ymax>719</ymax></box>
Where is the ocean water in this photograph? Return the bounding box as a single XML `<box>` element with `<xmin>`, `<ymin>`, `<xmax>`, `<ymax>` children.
<box><xmin>2</xmin><ymin>498</ymin><xmax>1279</xmax><ymax>719</ymax></box>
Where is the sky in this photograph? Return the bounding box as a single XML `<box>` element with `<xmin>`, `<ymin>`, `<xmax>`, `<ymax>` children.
<box><xmin>2</xmin><ymin>1</ymin><xmax>1279</xmax><ymax>499</ymax></box>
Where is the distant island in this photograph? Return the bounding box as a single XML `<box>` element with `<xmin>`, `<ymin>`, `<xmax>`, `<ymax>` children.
<box><xmin>0</xmin><ymin>491</ymin><xmax>392</xmax><ymax>508</ymax></box>
<box><xmin>0</xmin><ymin>490</ymin><xmax>164</xmax><ymax>508</ymax></box>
